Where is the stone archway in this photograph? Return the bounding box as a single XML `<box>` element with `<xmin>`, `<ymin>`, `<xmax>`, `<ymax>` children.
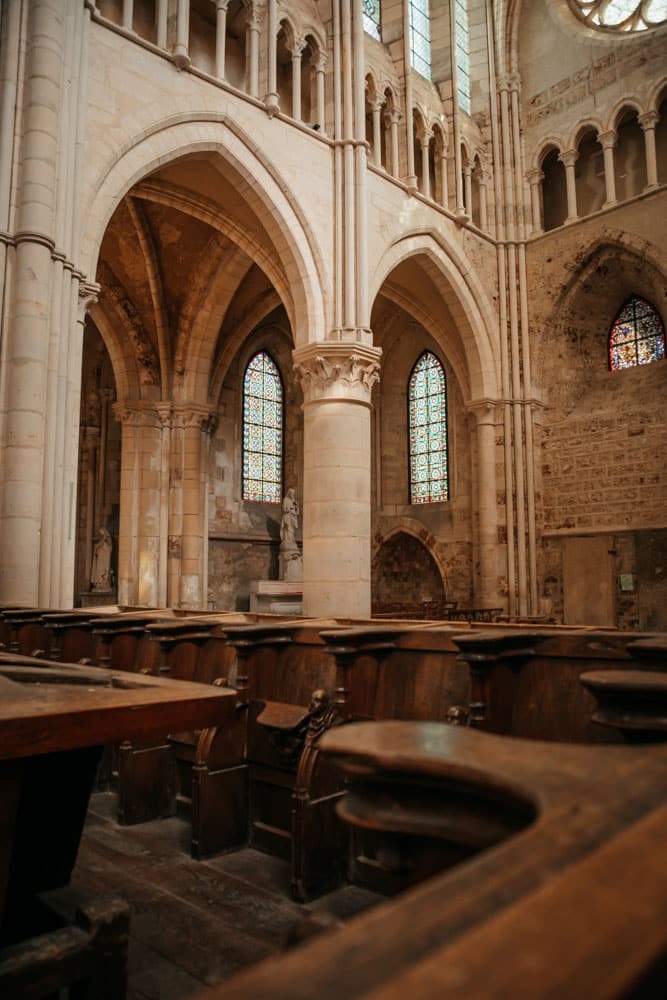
<box><xmin>372</xmin><ymin>531</ymin><xmax>446</xmax><ymax>612</ymax></box>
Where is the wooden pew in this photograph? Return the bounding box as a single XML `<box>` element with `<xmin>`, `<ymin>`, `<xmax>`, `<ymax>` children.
<box><xmin>0</xmin><ymin>654</ymin><xmax>237</xmax><ymax>999</ymax></box>
<box><xmin>195</xmin><ymin>618</ymin><xmax>343</xmax><ymax>889</ymax></box>
<box><xmin>0</xmin><ymin>608</ymin><xmax>63</xmax><ymax>657</ymax></box>
<box><xmin>202</xmin><ymin>720</ymin><xmax>667</xmax><ymax>1000</ymax></box>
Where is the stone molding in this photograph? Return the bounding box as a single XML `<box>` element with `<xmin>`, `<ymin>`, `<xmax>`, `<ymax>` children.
<box><xmin>113</xmin><ymin>400</ymin><xmax>217</xmax><ymax>432</ymax></box>
<box><xmin>293</xmin><ymin>343</ymin><xmax>382</xmax><ymax>404</ymax></box>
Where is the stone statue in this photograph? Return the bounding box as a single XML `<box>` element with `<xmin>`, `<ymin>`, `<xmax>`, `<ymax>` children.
<box><xmin>280</xmin><ymin>488</ymin><xmax>299</xmax><ymax>549</ymax></box>
<box><xmin>91</xmin><ymin>527</ymin><xmax>113</xmax><ymax>592</ymax></box>
<box><xmin>280</xmin><ymin>487</ymin><xmax>302</xmax><ymax>582</ymax></box>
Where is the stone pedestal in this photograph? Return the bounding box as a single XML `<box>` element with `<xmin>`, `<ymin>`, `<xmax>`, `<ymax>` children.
<box><xmin>248</xmin><ymin>580</ymin><xmax>303</xmax><ymax>615</ymax></box>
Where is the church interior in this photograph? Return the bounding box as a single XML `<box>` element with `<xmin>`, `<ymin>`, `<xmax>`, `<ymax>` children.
<box><xmin>1</xmin><ymin>0</ymin><xmax>667</xmax><ymax>996</ymax></box>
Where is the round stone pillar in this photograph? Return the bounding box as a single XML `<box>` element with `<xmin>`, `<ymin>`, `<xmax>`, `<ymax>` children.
<box><xmin>294</xmin><ymin>343</ymin><xmax>381</xmax><ymax>619</ymax></box>
<box><xmin>469</xmin><ymin>400</ymin><xmax>500</xmax><ymax>610</ymax></box>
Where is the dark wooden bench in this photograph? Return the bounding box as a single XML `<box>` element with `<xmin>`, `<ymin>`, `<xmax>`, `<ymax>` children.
<box><xmin>202</xmin><ymin>719</ymin><xmax>667</xmax><ymax>1000</ymax></box>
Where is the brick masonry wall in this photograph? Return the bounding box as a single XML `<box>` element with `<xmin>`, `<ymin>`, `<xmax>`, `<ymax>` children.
<box><xmin>528</xmin><ymin>198</ymin><xmax>667</xmax><ymax>627</ymax></box>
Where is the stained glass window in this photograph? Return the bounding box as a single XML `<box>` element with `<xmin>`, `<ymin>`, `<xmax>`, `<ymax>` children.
<box><xmin>455</xmin><ymin>0</ymin><xmax>471</xmax><ymax>115</ymax></box>
<box><xmin>364</xmin><ymin>0</ymin><xmax>381</xmax><ymax>39</ymax></box>
<box><xmin>409</xmin><ymin>0</ymin><xmax>431</xmax><ymax>80</ymax></box>
<box><xmin>568</xmin><ymin>0</ymin><xmax>667</xmax><ymax>31</ymax></box>
<box><xmin>242</xmin><ymin>351</ymin><xmax>283</xmax><ymax>503</ymax></box>
<box><xmin>608</xmin><ymin>296</ymin><xmax>666</xmax><ymax>370</ymax></box>
<box><xmin>409</xmin><ymin>352</ymin><xmax>449</xmax><ymax>504</ymax></box>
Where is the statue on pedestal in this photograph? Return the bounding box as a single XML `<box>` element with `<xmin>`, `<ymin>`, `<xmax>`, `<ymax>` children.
<box><xmin>91</xmin><ymin>527</ymin><xmax>113</xmax><ymax>592</ymax></box>
<box><xmin>280</xmin><ymin>488</ymin><xmax>302</xmax><ymax>582</ymax></box>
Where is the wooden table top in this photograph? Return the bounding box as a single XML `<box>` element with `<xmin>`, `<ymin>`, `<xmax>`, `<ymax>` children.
<box><xmin>0</xmin><ymin>655</ymin><xmax>236</xmax><ymax>760</ymax></box>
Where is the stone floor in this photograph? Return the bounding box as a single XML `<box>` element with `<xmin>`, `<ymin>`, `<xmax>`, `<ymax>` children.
<box><xmin>71</xmin><ymin>793</ymin><xmax>380</xmax><ymax>1000</ymax></box>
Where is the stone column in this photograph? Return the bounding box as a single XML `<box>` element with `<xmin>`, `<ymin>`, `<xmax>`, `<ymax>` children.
<box><xmin>314</xmin><ymin>51</ymin><xmax>326</xmax><ymax>132</ymax></box>
<box><xmin>559</xmin><ymin>148</ymin><xmax>578</xmax><ymax>224</ymax></box>
<box><xmin>172</xmin><ymin>0</ymin><xmax>191</xmax><ymax>68</ymax></box>
<box><xmin>639</xmin><ymin>111</ymin><xmax>659</xmax><ymax>191</ymax></box>
<box><xmin>419</xmin><ymin>130</ymin><xmax>431</xmax><ymax>198</ymax></box>
<box><xmin>439</xmin><ymin>148</ymin><xmax>450</xmax><ymax>209</ymax></box>
<box><xmin>294</xmin><ymin>343</ymin><xmax>381</xmax><ymax>618</ymax></box>
<box><xmin>246</xmin><ymin>2</ymin><xmax>262</xmax><ymax>98</ymax></box>
<box><xmin>114</xmin><ymin>402</ymin><xmax>164</xmax><ymax>607</ymax></box>
<box><xmin>213</xmin><ymin>0</ymin><xmax>229</xmax><ymax>79</ymax></box>
<box><xmin>170</xmin><ymin>404</ymin><xmax>217</xmax><ymax>610</ymax></box>
<box><xmin>0</xmin><ymin>0</ymin><xmax>64</xmax><ymax>606</ymax></box>
<box><xmin>598</xmin><ymin>130</ymin><xmax>617</xmax><ymax>207</ymax></box>
<box><xmin>264</xmin><ymin>0</ymin><xmax>279</xmax><ymax>114</ymax></box>
<box><xmin>525</xmin><ymin>167</ymin><xmax>543</xmax><ymax>234</ymax></box>
<box><xmin>290</xmin><ymin>37</ymin><xmax>305</xmax><ymax>121</ymax></box>
<box><xmin>478</xmin><ymin>170</ymin><xmax>489</xmax><ymax>231</ymax></box>
<box><xmin>156</xmin><ymin>0</ymin><xmax>168</xmax><ymax>48</ymax></box>
<box><xmin>401</xmin><ymin>0</ymin><xmax>417</xmax><ymax>189</ymax></box>
<box><xmin>122</xmin><ymin>0</ymin><xmax>134</xmax><ymax>30</ymax></box>
<box><xmin>469</xmin><ymin>400</ymin><xmax>499</xmax><ymax>609</ymax></box>
<box><xmin>463</xmin><ymin>162</ymin><xmax>473</xmax><ymax>217</ymax></box>
<box><xmin>81</xmin><ymin>426</ymin><xmax>100</xmax><ymax>589</ymax></box>
<box><xmin>387</xmin><ymin>107</ymin><xmax>401</xmax><ymax>179</ymax></box>
<box><xmin>371</xmin><ymin>96</ymin><xmax>384</xmax><ymax>167</ymax></box>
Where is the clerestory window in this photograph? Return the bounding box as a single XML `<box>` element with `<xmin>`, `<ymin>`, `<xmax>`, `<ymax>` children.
<box><xmin>242</xmin><ymin>351</ymin><xmax>283</xmax><ymax>503</ymax></box>
<box><xmin>364</xmin><ymin>0</ymin><xmax>382</xmax><ymax>39</ymax></box>
<box><xmin>409</xmin><ymin>0</ymin><xmax>431</xmax><ymax>79</ymax></box>
<box><xmin>455</xmin><ymin>0</ymin><xmax>471</xmax><ymax>114</ymax></box>
<box><xmin>408</xmin><ymin>351</ymin><xmax>449</xmax><ymax>503</ymax></box>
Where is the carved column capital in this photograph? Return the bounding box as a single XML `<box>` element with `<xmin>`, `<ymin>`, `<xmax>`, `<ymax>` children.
<box><xmin>78</xmin><ymin>280</ymin><xmax>101</xmax><ymax>322</ymax></box>
<box><xmin>293</xmin><ymin>343</ymin><xmax>382</xmax><ymax>405</ymax></box>
<box><xmin>245</xmin><ymin>0</ymin><xmax>265</xmax><ymax>29</ymax></box>
<box><xmin>639</xmin><ymin>110</ymin><xmax>659</xmax><ymax>132</ymax></box>
<box><xmin>289</xmin><ymin>35</ymin><xmax>307</xmax><ymax>57</ymax></box>
<box><xmin>558</xmin><ymin>148</ymin><xmax>578</xmax><ymax>168</ymax></box>
<box><xmin>313</xmin><ymin>50</ymin><xmax>328</xmax><ymax>73</ymax></box>
<box><xmin>467</xmin><ymin>398</ymin><xmax>498</xmax><ymax>426</ymax></box>
<box><xmin>171</xmin><ymin>403</ymin><xmax>219</xmax><ymax>433</ymax></box>
<box><xmin>112</xmin><ymin>400</ymin><xmax>162</xmax><ymax>429</ymax></box>
<box><xmin>598</xmin><ymin>129</ymin><xmax>617</xmax><ymax>150</ymax></box>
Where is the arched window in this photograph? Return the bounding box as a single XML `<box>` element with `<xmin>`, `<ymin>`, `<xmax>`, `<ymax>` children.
<box><xmin>608</xmin><ymin>296</ymin><xmax>666</xmax><ymax>370</ymax></box>
<box><xmin>242</xmin><ymin>351</ymin><xmax>283</xmax><ymax>502</ymax></box>
<box><xmin>568</xmin><ymin>0</ymin><xmax>667</xmax><ymax>32</ymax></box>
<box><xmin>364</xmin><ymin>0</ymin><xmax>381</xmax><ymax>39</ymax></box>
<box><xmin>408</xmin><ymin>351</ymin><xmax>449</xmax><ymax>503</ymax></box>
<box><xmin>409</xmin><ymin>0</ymin><xmax>431</xmax><ymax>79</ymax></box>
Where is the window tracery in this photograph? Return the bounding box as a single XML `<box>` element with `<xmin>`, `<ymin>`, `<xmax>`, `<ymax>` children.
<box><xmin>408</xmin><ymin>351</ymin><xmax>449</xmax><ymax>503</ymax></box>
<box><xmin>568</xmin><ymin>0</ymin><xmax>667</xmax><ymax>32</ymax></box>
<box><xmin>608</xmin><ymin>295</ymin><xmax>666</xmax><ymax>370</ymax></box>
<box><xmin>242</xmin><ymin>351</ymin><xmax>283</xmax><ymax>503</ymax></box>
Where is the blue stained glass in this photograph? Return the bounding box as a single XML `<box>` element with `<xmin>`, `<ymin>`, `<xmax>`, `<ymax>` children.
<box><xmin>608</xmin><ymin>296</ymin><xmax>665</xmax><ymax>371</ymax></box>
<box><xmin>409</xmin><ymin>351</ymin><xmax>449</xmax><ymax>504</ymax></box>
<box><xmin>242</xmin><ymin>351</ymin><xmax>283</xmax><ymax>503</ymax></box>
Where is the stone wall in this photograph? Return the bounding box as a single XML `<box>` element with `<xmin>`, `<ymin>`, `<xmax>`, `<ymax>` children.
<box><xmin>527</xmin><ymin>194</ymin><xmax>667</xmax><ymax>625</ymax></box>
